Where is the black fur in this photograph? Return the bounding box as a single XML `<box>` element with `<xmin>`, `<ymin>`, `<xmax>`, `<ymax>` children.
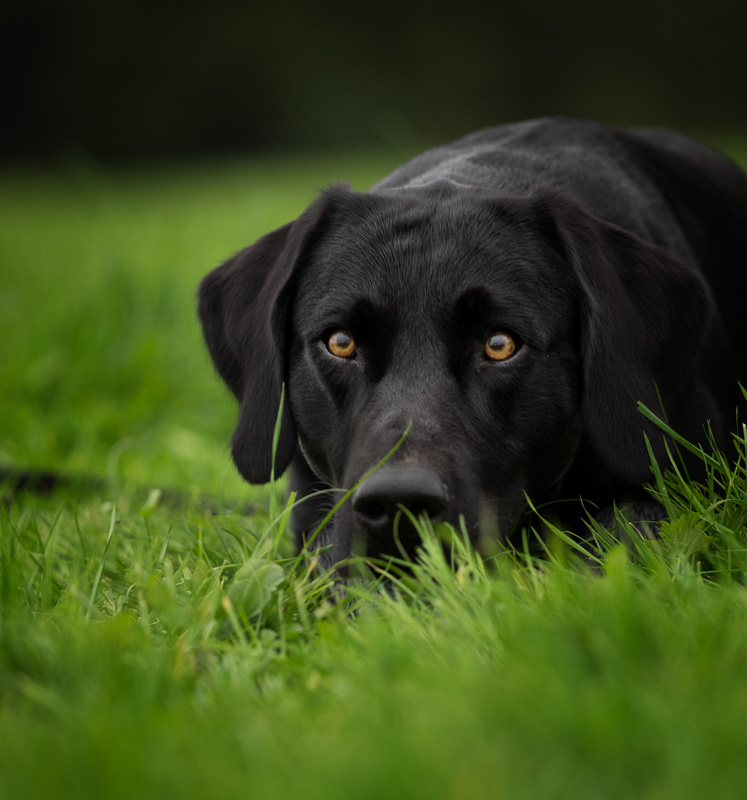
<box><xmin>198</xmin><ymin>118</ymin><xmax>747</xmax><ymax>567</ymax></box>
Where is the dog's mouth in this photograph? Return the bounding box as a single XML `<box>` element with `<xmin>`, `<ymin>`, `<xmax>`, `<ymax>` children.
<box><xmin>351</xmin><ymin>512</ymin><xmax>433</xmax><ymax>565</ymax></box>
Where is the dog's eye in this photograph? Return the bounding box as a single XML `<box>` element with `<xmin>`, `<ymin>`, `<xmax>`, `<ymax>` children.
<box><xmin>327</xmin><ymin>329</ymin><xmax>357</xmax><ymax>358</ymax></box>
<box><xmin>485</xmin><ymin>331</ymin><xmax>518</xmax><ymax>361</ymax></box>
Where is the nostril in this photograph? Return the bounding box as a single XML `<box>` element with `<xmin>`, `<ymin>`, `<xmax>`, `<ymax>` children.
<box><xmin>408</xmin><ymin>497</ymin><xmax>448</xmax><ymax>520</ymax></box>
<box><xmin>354</xmin><ymin>499</ymin><xmax>388</xmax><ymax>528</ymax></box>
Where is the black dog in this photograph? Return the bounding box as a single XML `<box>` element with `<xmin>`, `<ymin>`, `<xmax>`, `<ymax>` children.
<box><xmin>199</xmin><ymin>118</ymin><xmax>747</xmax><ymax>567</ymax></box>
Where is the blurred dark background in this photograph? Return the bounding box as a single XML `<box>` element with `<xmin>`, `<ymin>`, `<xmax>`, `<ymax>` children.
<box><xmin>3</xmin><ymin>0</ymin><xmax>746</xmax><ymax>163</ymax></box>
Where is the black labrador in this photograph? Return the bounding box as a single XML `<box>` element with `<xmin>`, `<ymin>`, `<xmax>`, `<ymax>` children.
<box><xmin>198</xmin><ymin>118</ymin><xmax>747</xmax><ymax>567</ymax></box>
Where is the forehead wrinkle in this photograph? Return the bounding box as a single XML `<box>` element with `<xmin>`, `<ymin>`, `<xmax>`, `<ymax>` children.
<box><xmin>337</xmin><ymin>196</ymin><xmax>507</xmax><ymax>295</ymax></box>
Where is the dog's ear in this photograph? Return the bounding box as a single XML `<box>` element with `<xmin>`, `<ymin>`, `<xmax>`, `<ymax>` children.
<box><xmin>198</xmin><ymin>195</ymin><xmax>332</xmax><ymax>484</ymax></box>
<box><xmin>538</xmin><ymin>195</ymin><xmax>712</xmax><ymax>484</ymax></box>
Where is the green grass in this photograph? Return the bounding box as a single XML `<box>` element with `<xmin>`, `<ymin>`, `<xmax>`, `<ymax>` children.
<box><xmin>2</xmin><ymin>143</ymin><xmax>747</xmax><ymax>800</ymax></box>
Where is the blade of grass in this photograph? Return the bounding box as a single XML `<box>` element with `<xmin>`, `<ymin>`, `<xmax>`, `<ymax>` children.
<box><xmin>85</xmin><ymin>504</ymin><xmax>118</xmax><ymax>622</ymax></box>
<box><xmin>269</xmin><ymin>383</ymin><xmax>286</xmax><ymax>524</ymax></box>
<box><xmin>638</xmin><ymin>402</ymin><xmax>721</xmax><ymax>470</ymax></box>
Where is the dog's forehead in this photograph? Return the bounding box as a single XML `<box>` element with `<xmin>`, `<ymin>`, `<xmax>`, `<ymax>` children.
<box><xmin>296</xmin><ymin>187</ymin><xmax>572</xmax><ymax>314</ymax></box>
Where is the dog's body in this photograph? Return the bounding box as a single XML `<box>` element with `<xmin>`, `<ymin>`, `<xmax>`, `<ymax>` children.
<box><xmin>199</xmin><ymin>118</ymin><xmax>747</xmax><ymax>566</ymax></box>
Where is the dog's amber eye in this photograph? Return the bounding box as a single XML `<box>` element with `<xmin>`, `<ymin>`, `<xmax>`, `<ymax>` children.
<box><xmin>327</xmin><ymin>329</ymin><xmax>356</xmax><ymax>358</ymax></box>
<box><xmin>485</xmin><ymin>331</ymin><xmax>517</xmax><ymax>361</ymax></box>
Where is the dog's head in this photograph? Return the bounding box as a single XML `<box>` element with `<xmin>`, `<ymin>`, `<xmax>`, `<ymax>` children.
<box><xmin>199</xmin><ymin>183</ymin><xmax>710</xmax><ymax>560</ymax></box>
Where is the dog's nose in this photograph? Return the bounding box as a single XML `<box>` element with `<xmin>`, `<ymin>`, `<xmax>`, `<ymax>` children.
<box><xmin>351</xmin><ymin>465</ymin><xmax>449</xmax><ymax>537</ymax></box>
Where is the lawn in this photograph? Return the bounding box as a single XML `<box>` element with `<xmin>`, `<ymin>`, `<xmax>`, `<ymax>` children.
<box><xmin>2</xmin><ymin>142</ymin><xmax>747</xmax><ymax>800</ymax></box>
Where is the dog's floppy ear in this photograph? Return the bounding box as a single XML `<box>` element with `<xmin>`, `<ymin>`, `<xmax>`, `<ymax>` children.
<box><xmin>540</xmin><ymin>195</ymin><xmax>712</xmax><ymax>484</ymax></box>
<box><xmin>198</xmin><ymin>195</ymin><xmax>332</xmax><ymax>484</ymax></box>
